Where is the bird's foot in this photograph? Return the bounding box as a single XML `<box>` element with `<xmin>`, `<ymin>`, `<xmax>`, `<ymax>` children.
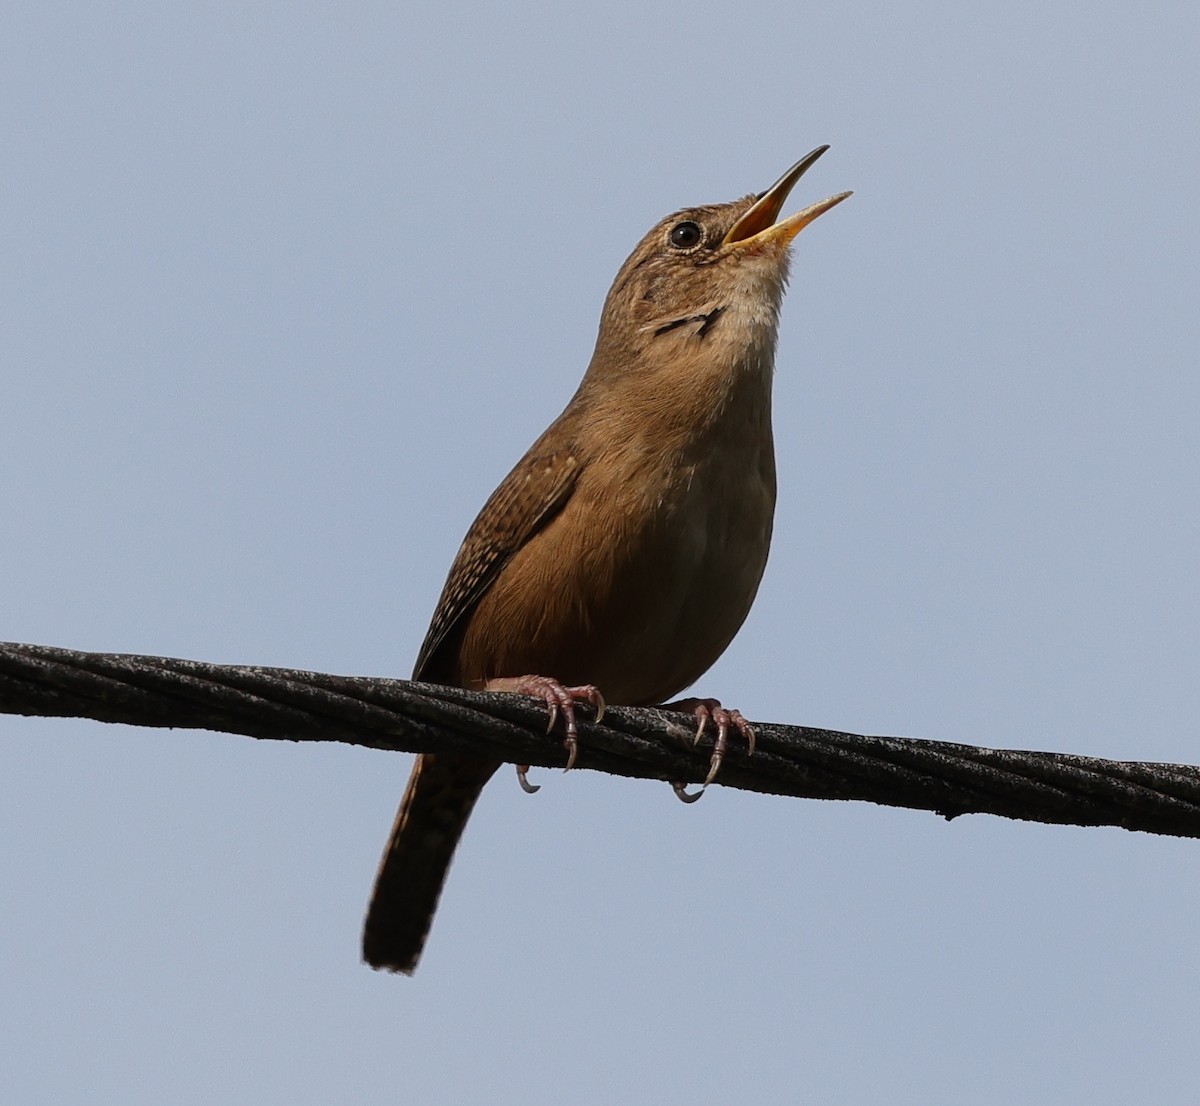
<box><xmin>484</xmin><ymin>675</ymin><xmax>605</xmax><ymax>792</ymax></box>
<box><xmin>662</xmin><ymin>697</ymin><xmax>755</xmax><ymax>802</ymax></box>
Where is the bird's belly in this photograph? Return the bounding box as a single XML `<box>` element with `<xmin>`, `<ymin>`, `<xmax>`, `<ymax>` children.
<box><xmin>601</xmin><ymin>458</ymin><xmax>775</xmax><ymax>703</ymax></box>
<box><xmin>460</xmin><ymin>434</ymin><xmax>776</xmax><ymax>706</ymax></box>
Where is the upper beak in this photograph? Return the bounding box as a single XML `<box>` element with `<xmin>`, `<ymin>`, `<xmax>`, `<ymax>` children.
<box><xmin>722</xmin><ymin>145</ymin><xmax>852</xmax><ymax>249</ymax></box>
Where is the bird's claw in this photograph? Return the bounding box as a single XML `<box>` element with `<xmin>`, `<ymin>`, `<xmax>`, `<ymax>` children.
<box><xmin>663</xmin><ymin>696</ymin><xmax>755</xmax><ymax>794</ymax></box>
<box><xmin>485</xmin><ymin>675</ymin><xmax>604</xmax><ymax>790</ymax></box>
<box><xmin>672</xmin><ymin>781</ymin><xmax>706</xmax><ymax>803</ymax></box>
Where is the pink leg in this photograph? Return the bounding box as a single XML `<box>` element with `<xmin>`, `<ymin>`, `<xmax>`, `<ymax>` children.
<box><xmin>661</xmin><ymin>697</ymin><xmax>755</xmax><ymax>802</ymax></box>
<box><xmin>484</xmin><ymin>675</ymin><xmax>606</xmax><ymax>792</ymax></box>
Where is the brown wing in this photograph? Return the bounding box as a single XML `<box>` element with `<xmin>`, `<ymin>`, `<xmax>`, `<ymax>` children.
<box><xmin>413</xmin><ymin>440</ymin><xmax>581</xmax><ymax>682</ymax></box>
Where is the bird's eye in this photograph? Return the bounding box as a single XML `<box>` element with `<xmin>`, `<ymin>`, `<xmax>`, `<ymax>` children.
<box><xmin>668</xmin><ymin>221</ymin><xmax>703</xmax><ymax>249</ymax></box>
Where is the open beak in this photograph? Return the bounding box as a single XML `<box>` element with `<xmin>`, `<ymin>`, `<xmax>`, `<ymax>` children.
<box><xmin>722</xmin><ymin>145</ymin><xmax>852</xmax><ymax>249</ymax></box>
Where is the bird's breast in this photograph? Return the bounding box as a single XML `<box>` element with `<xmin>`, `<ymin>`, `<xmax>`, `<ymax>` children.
<box><xmin>458</xmin><ymin>362</ymin><xmax>777</xmax><ymax>706</ymax></box>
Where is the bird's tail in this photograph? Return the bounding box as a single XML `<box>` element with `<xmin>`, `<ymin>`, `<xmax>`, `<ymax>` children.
<box><xmin>362</xmin><ymin>752</ymin><xmax>499</xmax><ymax>974</ymax></box>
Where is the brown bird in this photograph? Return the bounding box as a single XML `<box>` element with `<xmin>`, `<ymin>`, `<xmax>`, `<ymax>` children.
<box><xmin>363</xmin><ymin>147</ymin><xmax>850</xmax><ymax>973</ymax></box>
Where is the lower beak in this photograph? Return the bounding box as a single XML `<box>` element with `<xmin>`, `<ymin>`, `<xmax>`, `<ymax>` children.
<box><xmin>723</xmin><ymin>145</ymin><xmax>852</xmax><ymax>249</ymax></box>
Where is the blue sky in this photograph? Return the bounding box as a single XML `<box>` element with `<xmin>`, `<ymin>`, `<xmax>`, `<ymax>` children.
<box><xmin>3</xmin><ymin>3</ymin><xmax>1199</xmax><ymax>1102</ymax></box>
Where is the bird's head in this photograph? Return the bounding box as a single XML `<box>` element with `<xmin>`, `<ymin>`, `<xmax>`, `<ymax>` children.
<box><xmin>589</xmin><ymin>146</ymin><xmax>850</xmax><ymax>379</ymax></box>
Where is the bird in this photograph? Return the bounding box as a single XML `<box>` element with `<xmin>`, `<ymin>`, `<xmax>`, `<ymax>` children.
<box><xmin>362</xmin><ymin>146</ymin><xmax>850</xmax><ymax>974</ymax></box>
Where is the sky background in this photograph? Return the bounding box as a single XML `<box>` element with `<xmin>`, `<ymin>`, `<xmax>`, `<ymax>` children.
<box><xmin>2</xmin><ymin>2</ymin><xmax>1198</xmax><ymax>1102</ymax></box>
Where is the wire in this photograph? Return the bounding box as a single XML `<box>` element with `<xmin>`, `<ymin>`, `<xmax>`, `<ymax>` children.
<box><xmin>3</xmin><ymin>640</ymin><xmax>1200</xmax><ymax>837</ymax></box>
